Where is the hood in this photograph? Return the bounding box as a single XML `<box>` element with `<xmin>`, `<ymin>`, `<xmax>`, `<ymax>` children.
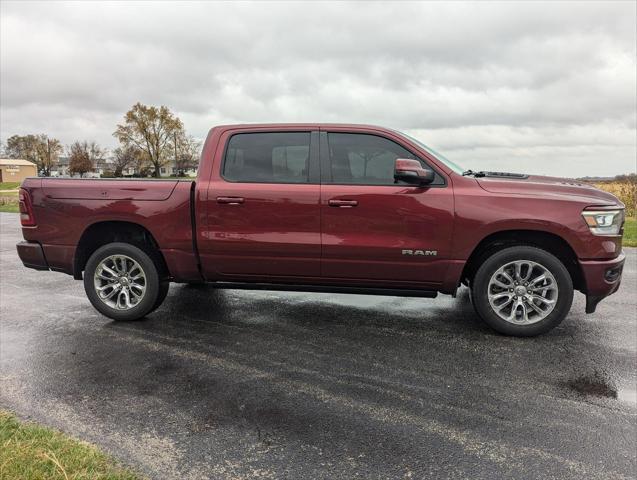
<box><xmin>476</xmin><ymin>173</ymin><xmax>623</xmax><ymax>207</ymax></box>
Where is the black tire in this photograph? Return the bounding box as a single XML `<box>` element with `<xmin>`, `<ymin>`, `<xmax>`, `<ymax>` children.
<box><xmin>83</xmin><ymin>242</ymin><xmax>163</xmax><ymax>321</ymax></box>
<box><xmin>471</xmin><ymin>246</ymin><xmax>573</xmax><ymax>336</ymax></box>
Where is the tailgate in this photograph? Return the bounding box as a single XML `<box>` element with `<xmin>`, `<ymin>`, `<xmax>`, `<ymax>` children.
<box><xmin>42</xmin><ymin>179</ymin><xmax>179</xmax><ymax>201</ymax></box>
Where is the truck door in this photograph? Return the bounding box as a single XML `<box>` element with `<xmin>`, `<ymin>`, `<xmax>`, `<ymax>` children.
<box><xmin>200</xmin><ymin>130</ymin><xmax>321</xmax><ymax>280</ymax></box>
<box><xmin>319</xmin><ymin>130</ymin><xmax>454</xmax><ymax>288</ymax></box>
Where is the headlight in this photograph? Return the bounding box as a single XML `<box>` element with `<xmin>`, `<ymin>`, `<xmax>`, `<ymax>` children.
<box><xmin>582</xmin><ymin>209</ymin><xmax>624</xmax><ymax>236</ymax></box>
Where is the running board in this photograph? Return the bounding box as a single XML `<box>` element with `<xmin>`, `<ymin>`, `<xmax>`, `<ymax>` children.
<box><xmin>211</xmin><ymin>282</ymin><xmax>438</xmax><ymax>298</ymax></box>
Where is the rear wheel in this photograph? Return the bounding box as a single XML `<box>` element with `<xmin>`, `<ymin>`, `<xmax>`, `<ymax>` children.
<box><xmin>471</xmin><ymin>246</ymin><xmax>573</xmax><ymax>336</ymax></box>
<box><xmin>84</xmin><ymin>242</ymin><xmax>163</xmax><ymax>321</ymax></box>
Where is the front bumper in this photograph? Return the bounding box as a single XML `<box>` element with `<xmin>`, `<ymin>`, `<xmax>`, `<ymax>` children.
<box><xmin>579</xmin><ymin>251</ymin><xmax>625</xmax><ymax>313</ymax></box>
<box><xmin>16</xmin><ymin>241</ymin><xmax>49</xmax><ymax>271</ymax></box>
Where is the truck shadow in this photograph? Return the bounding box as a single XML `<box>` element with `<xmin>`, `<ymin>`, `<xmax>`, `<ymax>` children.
<box><xmin>157</xmin><ymin>283</ymin><xmax>489</xmax><ymax>334</ymax></box>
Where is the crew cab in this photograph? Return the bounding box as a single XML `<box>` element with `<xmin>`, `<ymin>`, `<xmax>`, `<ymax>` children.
<box><xmin>16</xmin><ymin>124</ymin><xmax>626</xmax><ymax>336</ymax></box>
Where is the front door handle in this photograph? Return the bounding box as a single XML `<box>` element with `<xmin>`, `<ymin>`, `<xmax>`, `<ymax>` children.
<box><xmin>217</xmin><ymin>196</ymin><xmax>244</xmax><ymax>205</ymax></box>
<box><xmin>328</xmin><ymin>199</ymin><xmax>358</xmax><ymax>208</ymax></box>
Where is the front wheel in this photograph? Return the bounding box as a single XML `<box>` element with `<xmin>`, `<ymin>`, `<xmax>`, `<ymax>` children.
<box><xmin>472</xmin><ymin>246</ymin><xmax>573</xmax><ymax>336</ymax></box>
<box><xmin>84</xmin><ymin>242</ymin><xmax>163</xmax><ymax>321</ymax></box>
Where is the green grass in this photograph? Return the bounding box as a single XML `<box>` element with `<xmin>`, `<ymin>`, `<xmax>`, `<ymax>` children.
<box><xmin>623</xmin><ymin>217</ymin><xmax>636</xmax><ymax>247</ymax></box>
<box><xmin>0</xmin><ymin>410</ymin><xmax>142</xmax><ymax>480</ymax></box>
<box><xmin>0</xmin><ymin>190</ymin><xmax>19</xmax><ymax>212</ymax></box>
<box><xmin>0</xmin><ymin>182</ymin><xmax>21</xmax><ymax>190</ymax></box>
<box><xmin>0</xmin><ymin>204</ymin><xmax>19</xmax><ymax>213</ymax></box>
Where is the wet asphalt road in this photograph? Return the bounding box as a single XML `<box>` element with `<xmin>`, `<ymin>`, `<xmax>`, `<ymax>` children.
<box><xmin>1</xmin><ymin>212</ymin><xmax>636</xmax><ymax>479</ymax></box>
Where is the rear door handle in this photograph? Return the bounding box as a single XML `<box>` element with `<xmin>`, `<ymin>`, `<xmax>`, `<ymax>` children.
<box><xmin>328</xmin><ymin>199</ymin><xmax>358</xmax><ymax>208</ymax></box>
<box><xmin>217</xmin><ymin>196</ymin><xmax>244</xmax><ymax>205</ymax></box>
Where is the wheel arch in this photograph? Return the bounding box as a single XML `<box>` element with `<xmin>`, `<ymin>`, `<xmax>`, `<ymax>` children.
<box><xmin>74</xmin><ymin>221</ymin><xmax>168</xmax><ymax>280</ymax></box>
<box><xmin>461</xmin><ymin>229</ymin><xmax>584</xmax><ymax>291</ymax></box>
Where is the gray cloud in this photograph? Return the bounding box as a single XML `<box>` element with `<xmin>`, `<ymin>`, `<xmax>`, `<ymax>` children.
<box><xmin>1</xmin><ymin>0</ymin><xmax>635</xmax><ymax>176</ymax></box>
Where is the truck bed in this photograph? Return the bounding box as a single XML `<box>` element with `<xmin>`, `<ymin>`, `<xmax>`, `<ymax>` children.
<box><xmin>19</xmin><ymin>177</ymin><xmax>199</xmax><ymax>281</ymax></box>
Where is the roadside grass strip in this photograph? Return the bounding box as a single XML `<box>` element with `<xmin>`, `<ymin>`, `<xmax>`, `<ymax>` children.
<box><xmin>623</xmin><ymin>217</ymin><xmax>636</xmax><ymax>247</ymax></box>
<box><xmin>0</xmin><ymin>410</ymin><xmax>142</xmax><ymax>480</ymax></box>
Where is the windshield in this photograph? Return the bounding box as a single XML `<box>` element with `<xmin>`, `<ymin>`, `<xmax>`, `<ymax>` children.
<box><xmin>396</xmin><ymin>131</ymin><xmax>466</xmax><ymax>175</ymax></box>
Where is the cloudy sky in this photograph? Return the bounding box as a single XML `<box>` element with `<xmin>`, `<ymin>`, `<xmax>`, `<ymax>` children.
<box><xmin>1</xmin><ymin>1</ymin><xmax>635</xmax><ymax>177</ymax></box>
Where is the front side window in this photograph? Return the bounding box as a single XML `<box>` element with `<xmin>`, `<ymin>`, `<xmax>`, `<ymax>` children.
<box><xmin>327</xmin><ymin>133</ymin><xmax>425</xmax><ymax>185</ymax></box>
<box><xmin>223</xmin><ymin>132</ymin><xmax>311</xmax><ymax>183</ymax></box>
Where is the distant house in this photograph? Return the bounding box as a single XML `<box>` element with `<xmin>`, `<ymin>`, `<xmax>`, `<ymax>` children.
<box><xmin>51</xmin><ymin>156</ymin><xmax>113</xmax><ymax>178</ymax></box>
<box><xmin>94</xmin><ymin>156</ymin><xmax>116</xmax><ymax>178</ymax></box>
<box><xmin>159</xmin><ymin>164</ymin><xmax>198</xmax><ymax>177</ymax></box>
<box><xmin>0</xmin><ymin>158</ymin><xmax>37</xmax><ymax>182</ymax></box>
<box><xmin>51</xmin><ymin>156</ymin><xmax>70</xmax><ymax>177</ymax></box>
<box><xmin>50</xmin><ymin>155</ymin><xmax>198</xmax><ymax>178</ymax></box>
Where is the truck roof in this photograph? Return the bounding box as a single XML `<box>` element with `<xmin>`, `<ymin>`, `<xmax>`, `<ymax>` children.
<box><xmin>210</xmin><ymin>123</ymin><xmax>393</xmax><ymax>131</ymax></box>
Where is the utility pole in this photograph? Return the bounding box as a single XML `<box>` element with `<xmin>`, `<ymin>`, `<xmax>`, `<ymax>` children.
<box><xmin>45</xmin><ymin>138</ymin><xmax>51</xmax><ymax>177</ymax></box>
<box><xmin>174</xmin><ymin>131</ymin><xmax>178</xmax><ymax>177</ymax></box>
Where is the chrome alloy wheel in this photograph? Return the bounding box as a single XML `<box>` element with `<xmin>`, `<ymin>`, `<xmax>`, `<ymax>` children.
<box><xmin>487</xmin><ymin>260</ymin><xmax>558</xmax><ymax>325</ymax></box>
<box><xmin>93</xmin><ymin>254</ymin><xmax>146</xmax><ymax>310</ymax></box>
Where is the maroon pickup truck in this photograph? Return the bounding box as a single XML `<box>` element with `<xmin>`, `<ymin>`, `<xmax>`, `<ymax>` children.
<box><xmin>16</xmin><ymin>124</ymin><xmax>625</xmax><ymax>336</ymax></box>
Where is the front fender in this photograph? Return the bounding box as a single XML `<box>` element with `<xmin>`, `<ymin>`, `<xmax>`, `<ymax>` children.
<box><xmin>452</xmin><ymin>192</ymin><xmax>604</xmax><ymax>261</ymax></box>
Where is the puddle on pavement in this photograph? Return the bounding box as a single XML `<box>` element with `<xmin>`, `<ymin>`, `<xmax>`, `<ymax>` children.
<box><xmin>566</xmin><ymin>375</ymin><xmax>617</xmax><ymax>399</ymax></box>
<box><xmin>565</xmin><ymin>374</ymin><xmax>637</xmax><ymax>405</ymax></box>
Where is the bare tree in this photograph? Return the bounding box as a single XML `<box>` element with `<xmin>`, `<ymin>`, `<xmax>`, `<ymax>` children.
<box><xmin>114</xmin><ymin>103</ymin><xmax>184</xmax><ymax>178</ymax></box>
<box><xmin>38</xmin><ymin>137</ymin><xmax>63</xmax><ymax>177</ymax></box>
<box><xmin>173</xmin><ymin>134</ymin><xmax>201</xmax><ymax>176</ymax></box>
<box><xmin>112</xmin><ymin>145</ymin><xmax>140</xmax><ymax>177</ymax></box>
<box><xmin>89</xmin><ymin>141</ymin><xmax>105</xmax><ymax>166</ymax></box>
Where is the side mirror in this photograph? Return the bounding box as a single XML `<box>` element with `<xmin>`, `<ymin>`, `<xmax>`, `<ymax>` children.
<box><xmin>394</xmin><ymin>158</ymin><xmax>434</xmax><ymax>185</ymax></box>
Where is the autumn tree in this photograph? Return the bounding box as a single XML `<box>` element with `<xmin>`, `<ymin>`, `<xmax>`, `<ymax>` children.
<box><xmin>5</xmin><ymin>134</ymin><xmax>39</xmax><ymax>163</ymax></box>
<box><xmin>67</xmin><ymin>141</ymin><xmax>104</xmax><ymax>178</ymax></box>
<box><xmin>113</xmin><ymin>103</ymin><xmax>184</xmax><ymax>178</ymax></box>
<box><xmin>112</xmin><ymin>145</ymin><xmax>140</xmax><ymax>177</ymax></box>
<box><xmin>5</xmin><ymin>134</ymin><xmax>62</xmax><ymax>176</ymax></box>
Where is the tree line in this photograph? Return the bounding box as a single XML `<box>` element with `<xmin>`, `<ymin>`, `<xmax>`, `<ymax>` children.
<box><xmin>2</xmin><ymin>103</ymin><xmax>200</xmax><ymax>178</ymax></box>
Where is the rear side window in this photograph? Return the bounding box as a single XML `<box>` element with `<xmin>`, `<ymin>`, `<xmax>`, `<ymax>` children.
<box><xmin>223</xmin><ymin>132</ymin><xmax>311</xmax><ymax>183</ymax></box>
<box><xmin>327</xmin><ymin>133</ymin><xmax>420</xmax><ymax>185</ymax></box>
